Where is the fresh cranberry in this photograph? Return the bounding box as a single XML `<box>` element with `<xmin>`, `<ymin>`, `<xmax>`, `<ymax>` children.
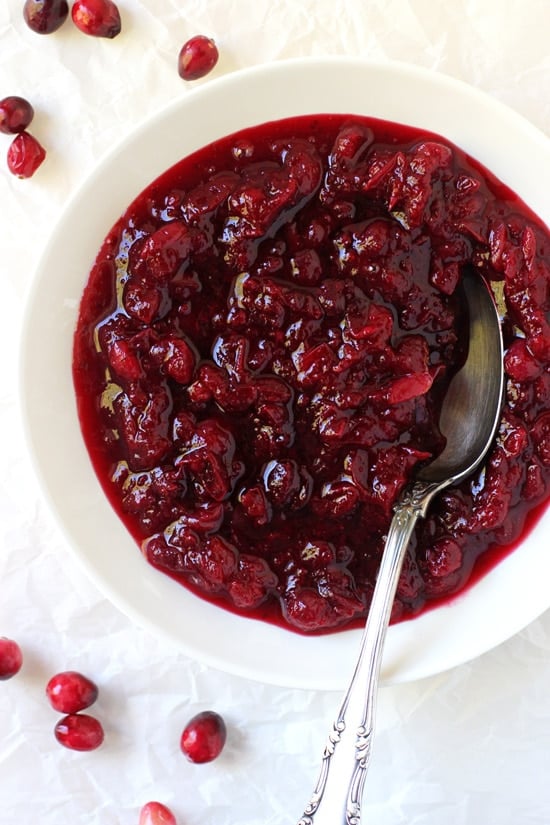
<box><xmin>139</xmin><ymin>802</ymin><xmax>177</xmax><ymax>825</ymax></box>
<box><xmin>177</xmin><ymin>35</ymin><xmax>219</xmax><ymax>81</ymax></box>
<box><xmin>0</xmin><ymin>637</ymin><xmax>23</xmax><ymax>680</ymax></box>
<box><xmin>7</xmin><ymin>131</ymin><xmax>46</xmax><ymax>178</ymax></box>
<box><xmin>54</xmin><ymin>713</ymin><xmax>104</xmax><ymax>751</ymax></box>
<box><xmin>71</xmin><ymin>0</ymin><xmax>121</xmax><ymax>38</ymax></box>
<box><xmin>0</xmin><ymin>96</ymin><xmax>34</xmax><ymax>135</ymax></box>
<box><xmin>180</xmin><ymin>710</ymin><xmax>226</xmax><ymax>763</ymax></box>
<box><xmin>46</xmin><ymin>671</ymin><xmax>99</xmax><ymax>714</ymax></box>
<box><xmin>23</xmin><ymin>0</ymin><xmax>69</xmax><ymax>33</ymax></box>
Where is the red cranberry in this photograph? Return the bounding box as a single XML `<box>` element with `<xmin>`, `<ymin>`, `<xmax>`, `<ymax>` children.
<box><xmin>180</xmin><ymin>710</ymin><xmax>226</xmax><ymax>763</ymax></box>
<box><xmin>504</xmin><ymin>338</ymin><xmax>541</xmax><ymax>382</ymax></box>
<box><xmin>0</xmin><ymin>637</ymin><xmax>23</xmax><ymax>680</ymax></box>
<box><xmin>424</xmin><ymin>538</ymin><xmax>463</xmax><ymax>579</ymax></box>
<box><xmin>150</xmin><ymin>336</ymin><xmax>196</xmax><ymax>384</ymax></box>
<box><xmin>177</xmin><ymin>35</ymin><xmax>219</xmax><ymax>81</ymax></box>
<box><xmin>0</xmin><ymin>96</ymin><xmax>34</xmax><ymax>135</ymax></box>
<box><xmin>123</xmin><ymin>281</ymin><xmax>162</xmax><ymax>324</ymax></box>
<box><xmin>139</xmin><ymin>802</ymin><xmax>177</xmax><ymax>825</ymax></box>
<box><xmin>107</xmin><ymin>338</ymin><xmax>142</xmax><ymax>381</ymax></box>
<box><xmin>54</xmin><ymin>713</ymin><xmax>104</xmax><ymax>751</ymax></box>
<box><xmin>113</xmin><ymin>384</ymin><xmax>172</xmax><ymax>470</ymax></box>
<box><xmin>46</xmin><ymin>671</ymin><xmax>99</xmax><ymax>714</ymax></box>
<box><xmin>228</xmin><ymin>554</ymin><xmax>277</xmax><ymax>608</ymax></box>
<box><xmin>135</xmin><ymin>221</ymin><xmax>196</xmax><ymax>283</ymax></box>
<box><xmin>23</xmin><ymin>0</ymin><xmax>69</xmax><ymax>34</ymax></box>
<box><xmin>7</xmin><ymin>132</ymin><xmax>46</xmax><ymax>178</ymax></box>
<box><xmin>282</xmin><ymin>588</ymin><xmax>332</xmax><ymax>632</ymax></box>
<box><xmin>71</xmin><ymin>0</ymin><xmax>121</xmax><ymax>38</ymax></box>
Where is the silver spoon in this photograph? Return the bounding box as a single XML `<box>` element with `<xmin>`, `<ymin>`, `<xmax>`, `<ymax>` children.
<box><xmin>297</xmin><ymin>269</ymin><xmax>505</xmax><ymax>825</ymax></box>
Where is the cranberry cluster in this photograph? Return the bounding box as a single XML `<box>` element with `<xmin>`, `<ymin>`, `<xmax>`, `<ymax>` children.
<box><xmin>46</xmin><ymin>670</ymin><xmax>105</xmax><ymax>750</ymax></box>
<box><xmin>23</xmin><ymin>0</ymin><xmax>122</xmax><ymax>38</ymax></box>
<box><xmin>1</xmin><ymin>636</ymin><xmax>224</xmax><ymax>822</ymax></box>
<box><xmin>73</xmin><ymin>114</ymin><xmax>550</xmax><ymax>633</ymax></box>
<box><xmin>0</xmin><ymin>96</ymin><xmax>45</xmax><ymax>178</ymax></box>
<box><xmin>7</xmin><ymin>3</ymin><xmax>217</xmax><ymax>177</ymax></box>
<box><xmin>2</xmin><ymin>0</ymin><xmax>124</xmax><ymax>179</ymax></box>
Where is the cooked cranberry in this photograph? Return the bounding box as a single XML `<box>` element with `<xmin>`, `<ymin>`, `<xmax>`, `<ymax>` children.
<box><xmin>23</xmin><ymin>0</ymin><xmax>69</xmax><ymax>33</ymax></box>
<box><xmin>190</xmin><ymin>536</ymin><xmax>238</xmax><ymax>590</ymax></box>
<box><xmin>54</xmin><ymin>713</ymin><xmax>104</xmax><ymax>751</ymax></box>
<box><xmin>505</xmin><ymin>338</ymin><xmax>542</xmax><ymax>382</ymax></box>
<box><xmin>7</xmin><ymin>131</ymin><xmax>46</xmax><ymax>178</ymax></box>
<box><xmin>71</xmin><ymin>0</ymin><xmax>121</xmax><ymax>38</ymax></box>
<box><xmin>108</xmin><ymin>339</ymin><xmax>143</xmax><ymax>381</ymax></box>
<box><xmin>533</xmin><ymin>412</ymin><xmax>550</xmax><ymax>466</ymax></box>
<box><xmin>228</xmin><ymin>554</ymin><xmax>278</xmax><ymax>608</ymax></box>
<box><xmin>0</xmin><ymin>637</ymin><xmax>23</xmax><ymax>680</ymax></box>
<box><xmin>46</xmin><ymin>671</ymin><xmax>98</xmax><ymax>714</ymax></box>
<box><xmin>180</xmin><ymin>710</ymin><xmax>226</xmax><ymax>763</ymax></box>
<box><xmin>290</xmin><ymin>248</ymin><xmax>323</xmax><ymax>285</ymax></box>
<box><xmin>133</xmin><ymin>221</ymin><xmax>197</xmax><ymax>283</ymax></box>
<box><xmin>177</xmin><ymin>35</ymin><xmax>219</xmax><ymax>81</ymax></box>
<box><xmin>139</xmin><ymin>802</ymin><xmax>177</xmax><ymax>825</ymax></box>
<box><xmin>239</xmin><ymin>484</ymin><xmax>272</xmax><ymax>525</ymax></box>
<box><xmin>424</xmin><ymin>538</ymin><xmax>463</xmax><ymax>579</ymax></box>
<box><xmin>282</xmin><ymin>588</ymin><xmax>332</xmax><ymax>632</ymax></box>
<box><xmin>171</xmin><ymin>502</ymin><xmax>225</xmax><ymax>536</ymax></box>
<box><xmin>524</xmin><ymin>462</ymin><xmax>545</xmax><ymax>500</ymax></box>
<box><xmin>113</xmin><ymin>384</ymin><xmax>172</xmax><ymax>470</ymax></box>
<box><xmin>123</xmin><ymin>281</ymin><xmax>163</xmax><ymax>324</ymax></box>
<box><xmin>0</xmin><ymin>96</ymin><xmax>34</xmax><ymax>135</ymax></box>
<box><xmin>150</xmin><ymin>336</ymin><xmax>196</xmax><ymax>384</ymax></box>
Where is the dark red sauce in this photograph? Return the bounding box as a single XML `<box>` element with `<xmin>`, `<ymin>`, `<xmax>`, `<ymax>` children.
<box><xmin>72</xmin><ymin>114</ymin><xmax>550</xmax><ymax>633</ymax></box>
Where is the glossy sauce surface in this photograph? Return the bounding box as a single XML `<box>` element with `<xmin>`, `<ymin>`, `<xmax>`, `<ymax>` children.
<box><xmin>73</xmin><ymin>114</ymin><xmax>550</xmax><ymax>633</ymax></box>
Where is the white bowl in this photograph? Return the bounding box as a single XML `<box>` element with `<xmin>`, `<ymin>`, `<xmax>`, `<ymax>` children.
<box><xmin>19</xmin><ymin>57</ymin><xmax>550</xmax><ymax>691</ymax></box>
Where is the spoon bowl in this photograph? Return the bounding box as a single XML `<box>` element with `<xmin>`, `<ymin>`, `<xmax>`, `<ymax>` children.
<box><xmin>418</xmin><ymin>270</ymin><xmax>505</xmax><ymax>487</ymax></box>
<box><xmin>296</xmin><ymin>268</ymin><xmax>505</xmax><ymax>825</ymax></box>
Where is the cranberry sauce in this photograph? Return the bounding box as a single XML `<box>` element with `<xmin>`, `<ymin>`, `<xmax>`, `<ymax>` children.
<box><xmin>72</xmin><ymin>114</ymin><xmax>550</xmax><ymax>633</ymax></box>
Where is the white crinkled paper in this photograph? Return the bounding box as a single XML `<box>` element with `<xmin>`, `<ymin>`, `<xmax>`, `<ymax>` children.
<box><xmin>1</xmin><ymin>0</ymin><xmax>550</xmax><ymax>823</ymax></box>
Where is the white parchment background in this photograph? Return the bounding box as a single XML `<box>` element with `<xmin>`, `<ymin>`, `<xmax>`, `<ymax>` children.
<box><xmin>1</xmin><ymin>1</ymin><xmax>550</xmax><ymax>823</ymax></box>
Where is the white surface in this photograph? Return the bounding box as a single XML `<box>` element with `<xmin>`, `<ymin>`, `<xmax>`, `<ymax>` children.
<box><xmin>18</xmin><ymin>57</ymin><xmax>550</xmax><ymax>692</ymax></box>
<box><xmin>1</xmin><ymin>1</ymin><xmax>550</xmax><ymax>823</ymax></box>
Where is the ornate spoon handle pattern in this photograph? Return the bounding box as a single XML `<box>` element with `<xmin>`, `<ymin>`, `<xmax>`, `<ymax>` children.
<box><xmin>297</xmin><ymin>480</ymin><xmax>440</xmax><ymax>825</ymax></box>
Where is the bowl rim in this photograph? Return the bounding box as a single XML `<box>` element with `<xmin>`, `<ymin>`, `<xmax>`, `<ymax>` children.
<box><xmin>18</xmin><ymin>55</ymin><xmax>550</xmax><ymax>691</ymax></box>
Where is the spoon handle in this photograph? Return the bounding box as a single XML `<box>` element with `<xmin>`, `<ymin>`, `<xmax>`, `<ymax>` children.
<box><xmin>297</xmin><ymin>480</ymin><xmax>438</xmax><ymax>825</ymax></box>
